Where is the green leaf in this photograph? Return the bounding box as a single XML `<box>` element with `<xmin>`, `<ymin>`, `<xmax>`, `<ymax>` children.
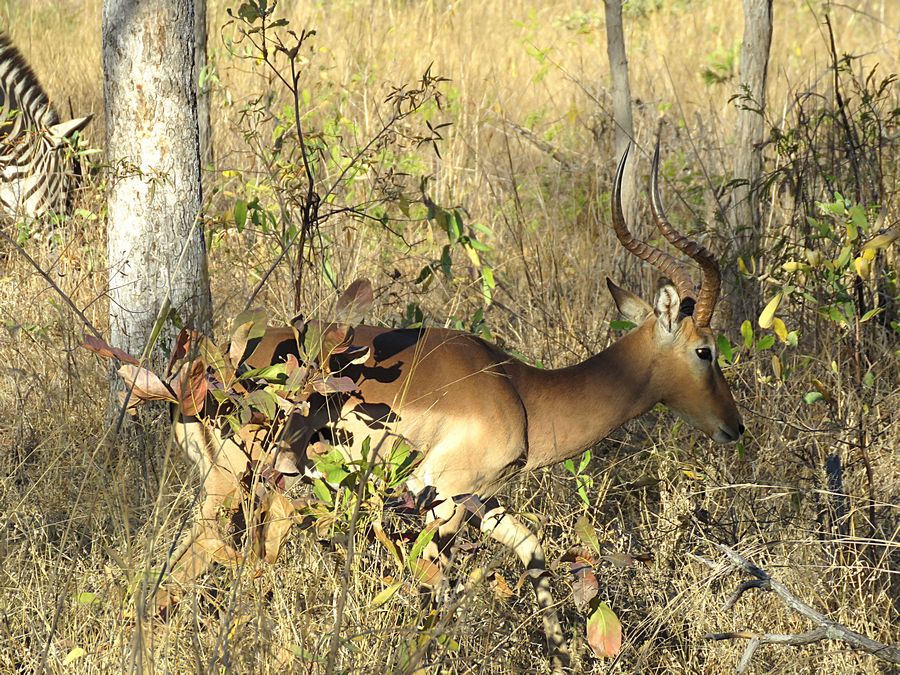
<box><xmin>862</xmin><ymin>370</ymin><xmax>875</xmax><ymax>388</ymax></box>
<box><xmin>240</xmin><ymin>363</ymin><xmax>288</xmax><ymax>383</ymax></box>
<box><xmin>860</xmin><ymin>307</ymin><xmax>884</xmax><ymax>324</ymax></box>
<box><xmin>409</xmin><ymin>521</ymin><xmax>440</xmax><ymax>564</ymax></box>
<box><xmin>315</xmin><ymin>447</ymin><xmax>352</xmax><ymax>486</ymax></box>
<box><xmin>246</xmin><ymin>389</ymin><xmax>277</xmax><ymax>420</ymax></box>
<box><xmin>835</xmin><ymin>244</ymin><xmax>853</xmax><ymax>269</ymax></box>
<box><xmin>803</xmin><ymin>391</ymin><xmax>824</xmax><ymax>405</ymax></box>
<box><xmin>574</xmin><ymin>515</ymin><xmax>600</xmax><ymax>553</ymax></box>
<box><xmin>740</xmin><ymin>320</ymin><xmax>753</xmax><ymax>349</ymax></box>
<box><xmin>312</xmin><ymin>478</ymin><xmax>333</xmax><ymax>506</ymax></box>
<box><xmin>755</xmin><ymin>335</ymin><xmax>775</xmax><ymax>351</ymax></box>
<box><xmin>715</xmin><ymin>334</ymin><xmax>733</xmax><ymax>364</ymax></box>
<box><xmin>610</xmin><ymin>320</ymin><xmax>636</xmax><ymax>331</ymax></box>
<box><xmin>848</xmin><ymin>204</ymin><xmax>867</xmax><ymax>241</ymax></box>
<box><xmin>234</xmin><ymin>199</ymin><xmax>248</xmax><ymax>231</ymax></box>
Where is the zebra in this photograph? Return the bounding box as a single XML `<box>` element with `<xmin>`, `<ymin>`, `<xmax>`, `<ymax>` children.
<box><xmin>0</xmin><ymin>34</ymin><xmax>92</xmax><ymax>223</ymax></box>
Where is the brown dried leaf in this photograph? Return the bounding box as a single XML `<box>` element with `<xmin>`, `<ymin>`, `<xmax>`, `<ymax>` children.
<box><xmin>83</xmin><ymin>334</ymin><xmax>140</xmax><ymax>365</ymax></box>
<box><xmin>196</xmin><ymin>531</ymin><xmax>243</xmax><ymax>565</ymax></box>
<box><xmin>199</xmin><ymin>335</ymin><xmax>234</xmax><ymax>386</ymax></box>
<box><xmin>117</xmin><ymin>364</ymin><xmax>176</xmax><ymax>402</ymax></box>
<box><xmin>601</xmin><ymin>551</ymin><xmax>637</xmax><ymax>568</ymax></box>
<box><xmin>372</xmin><ymin>519</ymin><xmax>403</xmax><ymax>566</ymax></box>
<box><xmin>411</xmin><ymin>558</ymin><xmax>442</xmax><ymax>587</ymax></box>
<box><xmin>229</xmin><ymin>308</ymin><xmax>268</xmax><ymax>367</ymax></box>
<box><xmin>491</xmin><ymin>572</ymin><xmax>516</xmax><ymax>599</ymax></box>
<box><xmin>335</xmin><ymin>278</ymin><xmax>374</xmax><ymax>325</ymax></box>
<box><xmin>260</xmin><ymin>491</ymin><xmax>296</xmax><ymax>564</ymax></box>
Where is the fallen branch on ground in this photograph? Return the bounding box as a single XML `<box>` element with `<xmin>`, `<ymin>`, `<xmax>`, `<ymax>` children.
<box><xmin>697</xmin><ymin>544</ymin><xmax>899</xmax><ymax>673</ymax></box>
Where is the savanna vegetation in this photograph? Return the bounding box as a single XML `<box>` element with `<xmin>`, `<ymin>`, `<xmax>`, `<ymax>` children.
<box><xmin>0</xmin><ymin>0</ymin><xmax>897</xmax><ymax>672</ymax></box>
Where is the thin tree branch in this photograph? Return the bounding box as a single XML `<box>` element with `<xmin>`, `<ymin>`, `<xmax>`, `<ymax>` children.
<box><xmin>699</xmin><ymin>545</ymin><xmax>900</xmax><ymax>668</ymax></box>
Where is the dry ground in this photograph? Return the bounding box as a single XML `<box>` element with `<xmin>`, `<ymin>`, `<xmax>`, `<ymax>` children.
<box><xmin>0</xmin><ymin>1</ymin><xmax>897</xmax><ymax>673</ymax></box>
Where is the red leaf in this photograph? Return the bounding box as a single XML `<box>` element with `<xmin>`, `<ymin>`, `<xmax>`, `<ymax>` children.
<box><xmin>570</xmin><ymin>563</ymin><xmax>599</xmax><ymax>610</ymax></box>
<box><xmin>335</xmin><ymin>278</ymin><xmax>374</xmax><ymax>325</ymax></box>
<box><xmin>310</xmin><ymin>375</ymin><xmax>358</xmax><ymax>394</ymax></box>
<box><xmin>83</xmin><ymin>334</ymin><xmax>140</xmax><ymax>365</ymax></box>
<box><xmin>166</xmin><ymin>328</ymin><xmax>196</xmax><ymax>376</ymax></box>
<box><xmin>452</xmin><ymin>493</ymin><xmax>487</xmax><ymax>520</ymax></box>
<box><xmin>178</xmin><ymin>359</ymin><xmax>208</xmax><ymax>416</ymax></box>
<box><xmin>586</xmin><ymin>601</ymin><xmax>622</xmax><ymax>658</ymax></box>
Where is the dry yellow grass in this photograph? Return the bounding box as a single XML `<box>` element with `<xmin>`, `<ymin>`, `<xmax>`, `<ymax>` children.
<box><xmin>0</xmin><ymin>1</ymin><xmax>898</xmax><ymax>673</ymax></box>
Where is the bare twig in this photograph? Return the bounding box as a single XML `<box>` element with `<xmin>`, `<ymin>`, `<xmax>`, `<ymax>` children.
<box><xmin>700</xmin><ymin>544</ymin><xmax>900</xmax><ymax>670</ymax></box>
<box><xmin>0</xmin><ymin>229</ymin><xmax>103</xmax><ymax>339</ymax></box>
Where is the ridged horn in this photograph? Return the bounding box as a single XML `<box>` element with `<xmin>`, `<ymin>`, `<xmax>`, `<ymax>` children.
<box><xmin>610</xmin><ymin>144</ymin><xmax>696</xmax><ymax>303</ymax></box>
<box><xmin>649</xmin><ymin>141</ymin><xmax>721</xmax><ymax>327</ymax></box>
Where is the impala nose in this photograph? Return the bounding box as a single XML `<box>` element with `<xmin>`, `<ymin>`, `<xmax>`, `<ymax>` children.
<box><xmin>738</xmin><ymin>423</ymin><xmax>746</xmax><ymax>436</ymax></box>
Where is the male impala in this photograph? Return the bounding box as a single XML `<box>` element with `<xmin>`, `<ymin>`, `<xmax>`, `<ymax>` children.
<box><xmin>161</xmin><ymin>144</ymin><xmax>743</xmax><ymax>667</ymax></box>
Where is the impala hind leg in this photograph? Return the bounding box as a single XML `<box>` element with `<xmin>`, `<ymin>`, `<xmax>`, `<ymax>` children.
<box><xmin>420</xmin><ymin>497</ymin><xmax>467</xmax><ymax>604</ymax></box>
<box><xmin>478</xmin><ymin>498</ymin><xmax>569</xmax><ymax>669</ymax></box>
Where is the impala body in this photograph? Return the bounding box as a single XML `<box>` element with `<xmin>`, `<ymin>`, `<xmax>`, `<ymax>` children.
<box><xmin>161</xmin><ymin>144</ymin><xmax>743</xmax><ymax>668</ymax></box>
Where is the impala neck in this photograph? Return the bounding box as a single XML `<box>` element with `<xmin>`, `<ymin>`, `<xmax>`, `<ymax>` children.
<box><xmin>519</xmin><ymin>322</ymin><xmax>661</xmax><ymax>470</ymax></box>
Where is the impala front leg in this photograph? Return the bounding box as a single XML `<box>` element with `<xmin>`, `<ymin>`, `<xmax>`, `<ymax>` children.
<box><xmin>478</xmin><ymin>498</ymin><xmax>569</xmax><ymax>670</ymax></box>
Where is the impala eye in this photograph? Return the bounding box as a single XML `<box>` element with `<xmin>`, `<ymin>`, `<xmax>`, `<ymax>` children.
<box><xmin>696</xmin><ymin>347</ymin><xmax>713</xmax><ymax>362</ymax></box>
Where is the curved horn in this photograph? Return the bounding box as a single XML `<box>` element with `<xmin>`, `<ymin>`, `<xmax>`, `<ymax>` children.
<box><xmin>610</xmin><ymin>144</ymin><xmax>696</xmax><ymax>302</ymax></box>
<box><xmin>649</xmin><ymin>141</ymin><xmax>721</xmax><ymax>327</ymax></box>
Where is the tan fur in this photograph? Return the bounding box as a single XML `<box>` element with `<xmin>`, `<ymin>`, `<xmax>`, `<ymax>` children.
<box><xmin>159</xmin><ymin>289</ymin><xmax>742</xmax><ymax>668</ymax></box>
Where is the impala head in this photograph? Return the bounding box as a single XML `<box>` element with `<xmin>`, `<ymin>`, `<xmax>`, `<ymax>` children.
<box><xmin>608</xmin><ymin>142</ymin><xmax>743</xmax><ymax>443</ymax></box>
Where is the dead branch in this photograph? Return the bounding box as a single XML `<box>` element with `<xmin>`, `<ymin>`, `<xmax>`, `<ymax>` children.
<box><xmin>699</xmin><ymin>544</ymin><xmax>900</xmax><ymax>673</ymax></box>
<box><xmin>497</xmin><ymin>119</ymin><xmax>581</xmax><ymax>170</ymax></box>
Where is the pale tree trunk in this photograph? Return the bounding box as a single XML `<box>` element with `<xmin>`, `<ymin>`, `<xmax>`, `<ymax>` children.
<box><xmin>602</xmin><ymin>1</ymin><xmax>640</xmax><ymax>284</ymax></box>
<box><xmin>104</xmin><ymin>0</ymin><xmax>212</xmax><ymax>370</ymax></box>
<box><xmin>732</xmin><ymin>0</ymin><xmax>773</xmax><ymax>267</ymax></box>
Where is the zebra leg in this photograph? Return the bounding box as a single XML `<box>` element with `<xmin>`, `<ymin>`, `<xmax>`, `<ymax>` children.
<box><xmin>478</xmin><ymin>497</ymin><xmax>569</xmax><ymax>671</ymax></box>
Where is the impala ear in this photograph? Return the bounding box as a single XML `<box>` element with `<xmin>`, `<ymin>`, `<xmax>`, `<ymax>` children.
<box><xmin>654</xmin><ymin>285</ymin><xmax>683</xmax><ymax>334</ymax></box>
<box><xmin>607</xmin><ymin>278</ymin><xmax>652</xmax><ymax>324</ymax></box>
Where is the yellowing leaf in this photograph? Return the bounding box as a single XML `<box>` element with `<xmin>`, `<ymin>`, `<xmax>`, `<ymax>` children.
<box><xmin>781</xmin><ymin>261</ymin><xmax>809</xmax><ymax>273</ymax></box>
<box><xmin>771</xmin><ymin>355</ymin><xmax>783</xmax><ymax>380</ymax></box>
<box><xmin>854</xmin><ymin>256</ymin><xmax>871</xmax><ymax>279</ymax></box>
<box><xmin>586</xmin><ymin>601</ymin><xmax>622</xmax><ymax>658</ymax></box>
<box><xmin>758</xmin><ymin>293</ymin><xmax>782</xmax><ymax>329</ymax></box>
<box><xmin>804</xmin><ymin>248</ymin><xmax>823</xmax><ymax>267</ymax></box>
<box><xmin>861</xmin><ymin>230</ymin><xmax>898</xmax><ymax>251</ymax></box>
<box><xmin>62</xmin><ymin>647</ymin><xmax>86</xmax><ymax>666</ymax></box>
<box><xmin>737</xmin><ymin>257</ymin><xmax>749</xmax><ymax>274</ymax></box>
<box><xmin>371</xmin><ymin>581</ymin><xmax>404</xmax><ymax>608</ymax></box>
<box><xmin>772</xmin><ymin>318</ymin><xmax>788</xmax><ymax>342</ymax></box>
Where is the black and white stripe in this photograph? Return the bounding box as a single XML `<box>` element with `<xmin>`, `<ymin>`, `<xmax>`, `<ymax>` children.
<box><xmin>0</xmin><ymin>34</ymin><xmax>92</xmax><ymax>222</ymax></box>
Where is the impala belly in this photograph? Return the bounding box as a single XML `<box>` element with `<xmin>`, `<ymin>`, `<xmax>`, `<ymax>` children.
<box><xmin>306</xmin><ymin>325</ymin><xmax>530</xmax><ymax>498</ymax></box>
